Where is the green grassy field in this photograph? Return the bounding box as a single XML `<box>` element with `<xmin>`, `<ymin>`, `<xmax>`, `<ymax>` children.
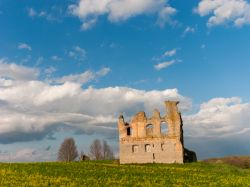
<box><xmin>0</xmin><ymin>161</ymin><xmax>250</xmax><ymax>187</ymax></box>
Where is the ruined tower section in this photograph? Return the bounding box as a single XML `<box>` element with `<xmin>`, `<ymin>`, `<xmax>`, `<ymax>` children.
<box><xmin>118</xmin><ymin>101</ymin><xmax>185</xmax><ymax>164</ymax></box>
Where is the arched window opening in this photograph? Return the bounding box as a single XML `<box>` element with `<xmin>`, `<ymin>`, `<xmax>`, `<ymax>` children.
<box><xmin>160</xmin><ymin>122</ymin><xmax>168</xmax><ymax>136</ymax></box>
<box><xmin>127</xmin><ymin>127</ymin><xmax>132</xmax><ymax>136</ymax></box>
<box><xmin>146</xmin><ymin>124</ymin><xmax>154</xmax><ymax>136</ymax></box>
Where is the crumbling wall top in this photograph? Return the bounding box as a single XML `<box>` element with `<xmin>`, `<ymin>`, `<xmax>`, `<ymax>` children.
<box><xmin>118</xmin><ymin>101</ymin><xmax>183</xmax><ymax>140</ymax></box>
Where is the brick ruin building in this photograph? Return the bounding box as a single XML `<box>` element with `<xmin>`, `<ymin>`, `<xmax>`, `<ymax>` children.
<box><xmin>118</xmin><ymin>101</ymin><xmax>196</xmax><ymax>164</ymax></box>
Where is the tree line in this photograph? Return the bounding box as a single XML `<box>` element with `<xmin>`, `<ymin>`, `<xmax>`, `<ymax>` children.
<box><xmin>57</xmin><ymin>138</ymin><xmax>114</xmax><ymax>162</ymax></box>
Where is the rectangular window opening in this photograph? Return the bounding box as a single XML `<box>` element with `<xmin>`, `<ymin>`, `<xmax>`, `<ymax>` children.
<box><xmin>132</xmin><ymin>145</ymin><xmax>139</xmax><ymax>153</ymax></box>
<box><xmin>145</xmin><ymin>144</ymin><xmax>151</xmax><ymax>152</ymax></box>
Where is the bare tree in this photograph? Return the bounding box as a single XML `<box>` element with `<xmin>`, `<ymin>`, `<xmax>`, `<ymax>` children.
<box><xmin>89</xmin><ymin>139</ymin><xmax>103</xmax><ymax>160</ymax></box>
<box><xmin>89</xmin><ymin>139</ymin><xmax>114</xmax><ymax>160</ymax></box>
<box><xmin>58</xmin><ymin>138</ymin><xmax>78</xmax><ymax>162</ymax></box>
<box><xmin>103</xmin><ymin>140</ymin><xmax>114</xmax><ymax>160</ymax></box>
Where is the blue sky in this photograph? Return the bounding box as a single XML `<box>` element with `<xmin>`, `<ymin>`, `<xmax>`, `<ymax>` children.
<box><xmin>0</xmin><ymin>0</ymin><xmax>250</xmax><ymax>161</ymax></box>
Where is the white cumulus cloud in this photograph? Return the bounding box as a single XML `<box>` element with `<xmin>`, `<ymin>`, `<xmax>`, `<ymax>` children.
<box><xmin>184</xmin><ymin>97</ymin><xmax>250</xmax><ymax>137</ymax></box>
<box><xmin>157</xmin><ymin>6</ymin><xmax>177</xmax><ymax>27</ymax></box>
<box><xmin>195</xmin><ymin>0</ymin><xmax>250</xmax><ymax>27</ymax></box>
<box><xmin>68</xmin><ymin>0</ymin><xmax>176</xmax><ymax>30</ymax></box>
<box><xmin>0</xmin><ymin>58</ymin><xmax>39</xmax><ymax>81</ymax></box>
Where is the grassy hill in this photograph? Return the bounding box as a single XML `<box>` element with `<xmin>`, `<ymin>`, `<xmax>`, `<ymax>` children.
<box><xmin>0</xmin><ymin>161</ymin><xmax>250</xmax><ymax>186</ymax></box>
<box><xmin>203</xmin><ymin>156</ymin><xmax>250</xmax><ymax>169</ymax></box>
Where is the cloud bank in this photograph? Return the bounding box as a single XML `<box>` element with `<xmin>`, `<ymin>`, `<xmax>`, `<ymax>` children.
<box><xmin>184</xmin><ymin>97</ymin><xmax>250</xmax><ymax>138</ymax></box>
<box><xmin>0</xmin><ymin>61</ymin><xmax>250</xmax><ymax>161</ymax></box>
<box><xmin>0</xmin><ymin>60</ymin><xmax>190</xmax><ymax>144</ymax></box>
<box><xmin>0</xmin><ymin>79</ymin><xmax>190</xmax><ymax>143</ymax></box>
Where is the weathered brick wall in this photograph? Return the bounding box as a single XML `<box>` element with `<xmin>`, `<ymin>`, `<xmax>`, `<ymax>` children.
<box><xmin>120</xmin><ymin>138</ymin><xmax>183</xmax><ymax>164</ymax></box>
